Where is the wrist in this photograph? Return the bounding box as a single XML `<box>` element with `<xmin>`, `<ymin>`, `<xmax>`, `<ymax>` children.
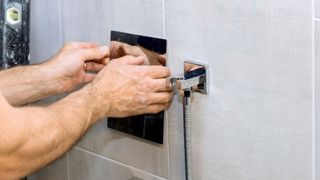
<box><xmin>80</xmin><ymin>84</ymin><xmax>111</xmax><ymax>124</ymax></box>
<box><xmin>38</xmin><ymin>64</ymin><xmax>67</xmax><ymax>95</ymax></box>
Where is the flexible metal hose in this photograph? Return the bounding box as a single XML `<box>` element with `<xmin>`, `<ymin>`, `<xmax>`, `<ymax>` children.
<box><xmin>183</xmin><ymin>89</ymin><xmax>192</xmax><ymax>180</ymax></box>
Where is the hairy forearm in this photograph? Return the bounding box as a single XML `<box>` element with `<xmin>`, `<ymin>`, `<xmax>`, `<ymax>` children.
<box><xmin>0</xmin><ymin>85</ymin><xmax>106</xmax><ymax>179</ymax></box>
<box><xmin>0</xmin><ymin>65</ymin><xmax>62</xmax><ymax>106</ymax></box>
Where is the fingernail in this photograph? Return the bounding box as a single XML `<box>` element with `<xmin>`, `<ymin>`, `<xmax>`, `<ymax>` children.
<box><xmin>99</xmin><ymin>46</ymin><xmax>109</xmax><ymax>53</ymax></box>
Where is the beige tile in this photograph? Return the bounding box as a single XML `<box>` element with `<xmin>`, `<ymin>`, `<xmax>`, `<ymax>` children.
<box><xmin>166</xmin><ymin>0</ymin><xmax>314</xmax><ymax>179</ymax></box>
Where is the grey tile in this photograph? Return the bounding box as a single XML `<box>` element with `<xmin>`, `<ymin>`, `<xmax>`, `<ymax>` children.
<box><xmin>316</xmin><ymin>0</ymin><xmax>320</xmax><ymax>18</ymax></box>
<box><xmin>315</xmin><ymin>20</ymin><xmax>320</xmax><ymax>180</ymax></box>
<box><xmin>60</xmin><ymin>0</ymin><xmax>110</xmax><ymax>44</ymax></box>
<box><xmin>76</xmin><ymin>119</ymin><xmax>169</xmax><ymax>178</ymax></box>
<box><xmin>109</xmin><ymin>0</ymin><xmax>164</xmax><ymax>38</ymax></box>
<box><xmin>28</xmin><ymin>155</ymin><xmax>68</xmax><ymax>180</ymax></box>
<box><xmin>69</xmin><ymin>147</ymin><xmax>165</xmax><ymax>180</ymax></box>
<box><xmin>166</xmin><ymin>0</ymin><xmax>313</xmax><ymax>180</ymax></box>
<box><xmin>74</xmin><ymin>0</ymin><xmax>168</xmax><ymax>178</ymax></box>
<box><xmin>29</xmin><ymin>0</ymin><xmax>62</xmax><ymax>64</ymax></box>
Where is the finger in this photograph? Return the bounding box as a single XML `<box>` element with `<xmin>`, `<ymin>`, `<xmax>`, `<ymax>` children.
<box><xmin>83</xmin><ymin>73</ymin><xmax>96</xmax><ymax>83</ymax></box>
<box><xmin>84</xmin><ymin>62</ymin><xmax>105</xmax><ymax>72</ymax></box>
<box><xmin>150</xmin><ymin>79</ymin><xmax>173</xmax><ymax>92</ymax></box>
<box><xmin>101</xmin><ymin>57</ymin><xmax>110</xmax><ymax>65</ymax></box>
<box><xmin>114</xmin><ymin>55</ymin><xmax>144</xmax><ymax>65</ymax></box>
<box><xmin>158</xmin><ymin>55</ymin><xmax>166</xmax><ymax>66</ymax></box>
<box><xmin>77</xmin><ymin>42</ymin><xmax>100</xmax><ymax>49</ymax></box>
<box><xmin>145</xmin><ymin>103</ymin><xmax>168</xmax><ymax>114</ymax></box>
<box><xmin>150</xmin><ymin>92</ymin><xmax>173</xmax><ymax>104</ymax></box>
<box><xmin>64</xmin><ymin>42</ymin><xmax>99</xmax><ymax>50</ymax></box>
<box><xmin>141</xmin><ymin>66</ymin><xmax>171</xmax><ymax>79</ymax></box>
<box><xmin>78</xmin><ymin>46</ymin><xmax>110</xmax><ymax>61</ymax></box>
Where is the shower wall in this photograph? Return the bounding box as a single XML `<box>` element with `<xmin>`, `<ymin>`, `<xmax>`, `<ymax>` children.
<box><xmin>28</xmin><ymin>0</ymin><xmax>317</xmax><ymax>179</ymax></box>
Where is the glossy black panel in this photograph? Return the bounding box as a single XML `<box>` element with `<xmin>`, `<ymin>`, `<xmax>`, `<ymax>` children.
<box><xmin>108</xmin><ymin>31</ymin><xmax>167</xmax><ymax>144</ymax></box>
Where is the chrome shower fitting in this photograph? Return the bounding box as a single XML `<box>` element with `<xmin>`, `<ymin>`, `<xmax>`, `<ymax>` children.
<box><xmin>169</xmin><ymin>60</ymin><xmax>209</xmax><ymax>180</ymax></box>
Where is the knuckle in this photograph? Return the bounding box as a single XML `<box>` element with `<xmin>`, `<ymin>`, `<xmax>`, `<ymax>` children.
<box><xmin>140</xmin><ymin>80</ymin><xmax>152</xmax><ymax>90</ymax></box>
<box><xmin>64</xmin><ymin>42</ymin><xmax>76</xmax><ymax>48</ymax></box>
<box><xmin>138</xmin><ymin>96</ymin><xmax>148</xmax><ymax>105</ymax></box>
<box><xmin>148</xmin><ymin>106</ymin><xmax>158</xmax><ymax>114</ymax></box>
<box><xmin>164</xmin><ymin>67</ymin><xmax>171</xmax><ymax>77</ymax></box>
<box><xmin>164</xmin><ymin>94</ymin><xmax>171</xmax><ymax>102</ymax></box>
<box><xmin>93</xmin><ymin>47</ymin><xmax>102</xmax><ymax>54</ymax></box>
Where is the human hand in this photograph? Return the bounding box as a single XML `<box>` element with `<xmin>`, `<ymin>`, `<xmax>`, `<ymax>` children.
<box><xmin>42</xmin><ymin>42</ymin><xmax>110</xmax><ymax>93</ymax></box>
<box><xmin>88</xmin><ymin>55</ymin><xmax>173</xmax><ymax>119</ymax></box>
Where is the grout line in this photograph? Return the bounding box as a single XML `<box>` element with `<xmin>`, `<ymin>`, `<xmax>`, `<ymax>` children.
<box><xmin>66</xmin><ymin>153</ymin><xmax>71</xmax><ymax>180</ymax></box>
<box><xmin>74</xmin><ymin>146</ymin><xmax>168</xmax><ymax>180</ymax></box>
<box><xmin>313</xmin><ymin>0</ymin><xmax>316</xmax><ymax>179</ymax></box>
<box><xmin>58</xmin><ymin>0</ymin><xmax>63</xmax><ymax>46</ymax></box>
<box><xmin>162</xmin><ymin>0</ymin><xmax>166</xmax><ymax>38</ymax></box>
<box><xmin>162</xmin><ymin>1</ymin><xmax>172</xmax><ymax>179</ymax></box>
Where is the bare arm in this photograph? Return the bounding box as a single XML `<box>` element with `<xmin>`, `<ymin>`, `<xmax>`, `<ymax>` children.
<box><xmin>0</xmin><ymin>65</ymin><xmax>63</xmax><ymax>106</ymax></box>
<box><xmin>0</xmin><ymin>55</ymin><xmax>172</xmax><ymax>180</ymax></box>
<box><xmin>0</xmin><ymin>85</ymin><xmax>99</xmax><ymax>179</ymax></box>
<box><xmin>0</xmin><ymin>42</ymin><xmax>109</xmax><ymax>106</ymax></box>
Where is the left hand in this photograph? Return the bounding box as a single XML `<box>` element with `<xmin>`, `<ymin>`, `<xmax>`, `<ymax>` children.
<box><xmin>42</xmin><ymin>42</ymin><xmax>110</xmax><ymax>93</ymax></box>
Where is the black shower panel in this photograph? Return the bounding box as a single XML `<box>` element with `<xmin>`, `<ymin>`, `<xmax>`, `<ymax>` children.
<box><xmin>108</xmin><ymin>31</ymin><xmax>167</xmax><ymax>144</ymax></box>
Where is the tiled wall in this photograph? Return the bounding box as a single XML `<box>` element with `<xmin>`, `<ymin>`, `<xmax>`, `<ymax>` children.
<box><xmin>29</xmin><ymin>0</ymin><xmax>316</xmax><ymax>179</ymax></box>
<box><xmin>315</xmin><ymin>0</ymin><xmax>320</xmax><ymax>179</ymax></box>
<box><xmin>167</xmin><ymin>0</ymin><xmax>314</xmax><ymax>179</ymax></box>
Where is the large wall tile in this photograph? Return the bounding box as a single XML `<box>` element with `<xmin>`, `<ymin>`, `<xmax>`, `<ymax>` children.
<box><xmin>27</xmin><ymin>1</ymin><xmax>66</xmax><ymax>177</ymax></box>
<box><xmin>60</xmin><ymin>0</ymin><xmax>110</xmax><ymax>44</ymax></box>
<box><xmin>28</xmin><ymin>155</ymin><xmax>68</xmax><ymax>180</ymax></box>
<box><xmin>76</xmin><ymin>119</ymin><xmax>169</xmax><ymax>178</ymax></box>
<box><xmin>316</xmin><ymin>0</ymin><xmax>320</xmax><ymax>18</ymax></box>
<box><xmin>29</xmin><ymin>0</ymin><xmax>62</xmax><ymax>64</ymax></box>
<box><xmin>315</xmin><ymin>20</ymin><xmax>320</xmax><ymax>180</ymax></box>
<box><xmin>75</xmin><ymin>0</ymin><xmax>169</xmax><ymax>178</ymax></box>
<box><xmin>166</xmin><ymin>0</ymin><xmax>313</xmax><ymax>179</ymax></box>
<box><xmin>69</xmin><ymin>147</ymin><xmax>166</xmax><ymax>180</ymax></box>
<box><xmin>109</xmin><ymin>0</ymin><xmax>164</xmax><ymax>38</ymax></box>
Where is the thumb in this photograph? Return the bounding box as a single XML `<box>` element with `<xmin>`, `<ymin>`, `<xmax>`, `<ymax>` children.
<box><xmin>78</xmin><ymin>46</ymin><xmax>110</xmax><ymax>62</ymax></box>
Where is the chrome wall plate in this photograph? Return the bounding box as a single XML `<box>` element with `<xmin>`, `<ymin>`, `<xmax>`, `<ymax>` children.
<box><xmin>183</xmin><ymin>60</ymin><xmax>210</xmax><ymax>94</ymax></box>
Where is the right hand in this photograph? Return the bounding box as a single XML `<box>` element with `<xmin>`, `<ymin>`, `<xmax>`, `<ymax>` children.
<box><xmin>89</xmin><ymin>55</ymin><xmax>173</xmax><ymax>118</ymax></box>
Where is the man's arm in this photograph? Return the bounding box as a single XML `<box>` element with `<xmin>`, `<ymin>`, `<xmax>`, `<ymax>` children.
<box><xmin>0</xmin><ymin>42</ymin><xmax>109</xmax><ymax>106</ymax></box>
<box><xmin>0</xmin><ymin>85</ymin><xmax>100</xmax><ymax>180</ymax></box>
<box><xmin>0</xmin><ymin>65</ymin><xmax>63</xmax><ymax>106</ymax></box>
<box><xmin>0</xmin><ymin>55</ymin><xmax>172</xmax><ymax>180</ymax></box>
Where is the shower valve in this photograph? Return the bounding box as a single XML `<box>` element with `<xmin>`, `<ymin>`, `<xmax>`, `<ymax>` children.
<box><xmin>169</xmin><ymin>61</ymin><xmax>209</xmax><ymax>95</ymax></box>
